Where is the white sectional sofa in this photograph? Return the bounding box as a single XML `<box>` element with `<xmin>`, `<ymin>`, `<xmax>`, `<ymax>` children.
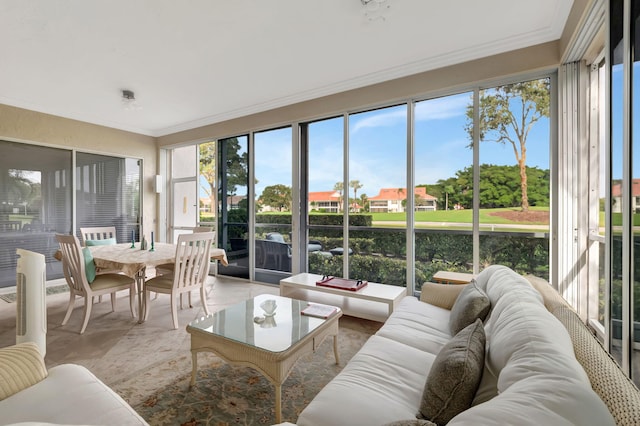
<box><xmin>296</xmin><ymin>265</ymin><xmax>633</xmax><ymax>426</ymax></box>
<box><xmin>0</xmin><ymin>342</ymin><xmax>147</xmax><ymax>425</ymax></box>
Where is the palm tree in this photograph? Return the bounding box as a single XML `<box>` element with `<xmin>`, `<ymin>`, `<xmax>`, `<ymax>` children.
<box><xmin>350</xmin><ymin>180</ymin><xmax>363</xmax><ymax>212</ymax></box>
<box><xmin>333</xmin><ymin>182</ymin><xmax>344</xmax><ymax>212</ymax></box>
<box><xmin>444</xmin><ymin>184</ymin><xmax>454</xmax><ymax>210</ymax></box>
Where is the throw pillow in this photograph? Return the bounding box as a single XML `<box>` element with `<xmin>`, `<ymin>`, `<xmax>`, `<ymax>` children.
<box><xmin>419</xmin><ymin>319</ymin><xmax>486</xmax><ymax>425</ymax></box>
<box><xmin>85</xmin><ymin>238</ymin><xmax>116</xmax><ymax>246</ymax></box>
<box><xmin>449</xmin><ymin>279</ymin><xmax>490</xmax><ymax>335</ymax></box>
<box><xmin>0</xmin><ymin>342</ymin><xmax>48</xmax><ymax>400</ymax></box>
<box><xmin>82</xmin><ymin>247</ymin><xmax>97</xmax><ymax>283</ymax></box>
<box><xmin>383</xmin><ymin>420</ymin><xmax>437</xmax><ymax>426</ymax></box>
<box><xmin>420</xmin><ymin>282</ymin><xmax>468</xmax><ymax>310</ymax></box>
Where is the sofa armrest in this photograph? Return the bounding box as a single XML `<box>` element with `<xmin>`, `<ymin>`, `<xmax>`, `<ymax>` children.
<box><xmin>0</xmin><ymin>342</ymin><xmax>48</xmax><ymax>400</ymax></box>
<box><xmin>552</xmin><ymin>305</ymin><xmax>640</xmax><ymax>424</ymax></box>
<box><xmin>420</xmin><ymin>282</ymin><xmax>468</xmax><ymax>310</ymax></box>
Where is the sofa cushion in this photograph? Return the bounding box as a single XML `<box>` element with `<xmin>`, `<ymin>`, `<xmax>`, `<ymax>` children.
<box><xmin>0</xmin><ymin>342</ymin><xmax>48</xmax><ymax>400</ymax></box>
<box><xmin>0</xmin><ymin>364</ymin><xmax>147</xmax><ymax>425</ymax></box>
<box><xmin>297</xmin><ymin>335</ymin><xmax>437</xmax><ymax>426</ymax></box>
<box><xmin>419</xmin><ymin>318</ymin><xmax>485</xmax><ymax>425</ymax></box>
<box><xmin>376</xmin><ymin>296</ymin><xmax>451</xmax><ymax>355</ymax></box>
<box><xmin>449</xmin><ymin>280</ymin><xmax>490</xmax><ymax>335</ymax></box>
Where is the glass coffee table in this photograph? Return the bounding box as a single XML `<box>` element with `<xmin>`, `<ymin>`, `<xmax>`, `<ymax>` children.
<box><xmin>186</xmin><ymin>294</ymin><xmax>342</xmax><ymax>423</ymax></box>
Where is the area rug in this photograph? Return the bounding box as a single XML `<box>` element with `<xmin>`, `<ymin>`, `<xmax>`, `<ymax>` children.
<box><xmin>111</xmin><ymin>316</ymin><xmax>380</xmax><ymax>426</ymax></box>
<box><xmin>0</xmin><ymin>284</ymin><xmax>69</xmax><ymax>303</ymax></box>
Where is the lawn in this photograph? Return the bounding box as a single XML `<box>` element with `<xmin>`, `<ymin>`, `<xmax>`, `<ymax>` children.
<box><xmin>373</xmin><ymin>207</ymin><xmax>550</xmax><ymax>225</ymax></box>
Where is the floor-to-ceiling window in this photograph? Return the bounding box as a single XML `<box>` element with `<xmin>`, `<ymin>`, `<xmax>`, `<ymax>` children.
<box><xmin>414</xmin><ymin>92</ymin><xmax>473</xmax><ymax>290</ymax></box>
<box><xmin>306</xmin><ymin>116</ymin><xmax>345</xmax><ymax>278</ymax></box>
<box><xmin>76</xmin><ymin>153</ymin><xmax>141</xmax><ymax>244</ymax></box>
<box><xmin>0</xmin><ymin>140</ymin><xmax>142</xmax><ymax>288</ymax></box>
<box><xmin>348</xmin><ymin>105</ymin><xmax>407</xmax><ymax>286</ymax></box>
<box><xmin>217</xmin><ymin>135</ymin><xmax>250</xmax><ymax>280</ymax></box>
<box><xmin>608</xmin><ymin>0</ymin><xmax>640</xmax><ymax>384</ymax></box>
<box><xmin>254</xmin><ymin>127</ymin><xmax>293</xmax><ymax>284</ymax></box>
<box><xmin>0</xmin><ymin>141</ymin><xmax>71</xmax><ymax>287</ymax></box>
<box><xmin>477</xmin><ymin>78</ymin><xmax>551</xmax><ymax>279</ymax></box>
<box><xmin>199</xmin><ymin>141</ymin><xmax>217</xmax><ymax>231</ymax></box>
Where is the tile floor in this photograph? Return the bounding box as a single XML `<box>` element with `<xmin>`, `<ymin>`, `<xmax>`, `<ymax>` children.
<box><xmin>0</xmin><ymin>274</ymin><xmax>280</xmax><ymax>386</ymax></box>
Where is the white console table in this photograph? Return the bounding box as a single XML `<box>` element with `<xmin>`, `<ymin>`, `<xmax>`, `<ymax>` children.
<box><xmin>280</xmin><ymin>273</ymin><xmax>407</xmax><ymax>322</ymax></box>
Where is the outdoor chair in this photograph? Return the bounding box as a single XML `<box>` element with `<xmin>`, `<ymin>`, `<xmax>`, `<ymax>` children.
<box><xmin>255</xmin><ymin>239</ymin><xmax>292</xmax><ymax>271</ymax></box>
<box><xmin>143</xmin><ymin>231</ymin><xmax>215</xmax><ymax>329</ymax></box>
<box><xmin>55</xmin><ymin>234</ymin><xmax>135</xmax><ymax>334</ymax></box>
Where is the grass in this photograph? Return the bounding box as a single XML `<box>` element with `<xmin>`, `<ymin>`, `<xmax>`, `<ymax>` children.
<box><xmin>204</xmin><ymin>207</ymin><xmax>552</xmax><ymax>226</ymax></box>
<box><xmin>373</xmin><ymin>207</ymin><xmax>549</xmax><ymax>225</ymax></box>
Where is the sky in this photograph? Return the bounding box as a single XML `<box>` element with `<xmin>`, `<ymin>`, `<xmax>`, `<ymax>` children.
<box><xmin>251</xmin><ymin>88</ymin><xmax>549</xmax><ymax>199</ymax></box>
<box><xmin>210</xmin><ymin>82</ymin><xmax>552</xmax><ymax>200</ymax></box>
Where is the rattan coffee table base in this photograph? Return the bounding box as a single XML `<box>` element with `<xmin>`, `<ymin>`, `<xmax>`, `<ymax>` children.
<box><xmin>187</xmin><ymin>306</ymin><xmax>341</xmax><ymax>423</ymax></box>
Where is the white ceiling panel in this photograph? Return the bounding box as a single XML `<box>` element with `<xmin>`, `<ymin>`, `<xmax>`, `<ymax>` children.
<box><xmin>0</xmin><ymin>0</ymin><xmax>573</xmax><ymax>136</ymax></box>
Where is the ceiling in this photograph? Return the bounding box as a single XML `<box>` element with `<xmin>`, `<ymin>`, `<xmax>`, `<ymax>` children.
<box><xmin>0</xmin><ymin>0</ymin><xmax>573</xmax><ymax>137</ymax></box>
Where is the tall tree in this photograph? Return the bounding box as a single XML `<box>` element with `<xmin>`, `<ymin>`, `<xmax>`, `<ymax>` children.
<box><xmin>199</xmin><ymin>142</ymin><xmax>216</xmax><ymax>215</ymax></box>
<box><xmin>349</xmin><ymin>180</ymin><xmax>363</xmax><ymax>211</ymax></box>
<box><xmin>465</xmin><ymin>79</ymin><xmax>550</xmax><ymax>211</ymax></box>
<box><xmin>333</xmin><ymin>182</ymin><xmax>344</xmax><ymax>212</ymax></box>
<box><xmin>260</xmin><ymin>184</ymin><xmax>292</xmax><ymax>212</ymax></box>
<box><xmin>443</xmin><ymin>184</ymin><xmax>454</xmax><ymax>211</ymax></box>
<box><xmin>359</xmin><ymin>193</ymin><xmax>369</xmax><ymax>212</ymax></box>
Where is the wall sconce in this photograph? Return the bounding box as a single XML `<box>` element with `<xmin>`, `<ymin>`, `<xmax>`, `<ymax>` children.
<box><xmin>154</xmin><ymin>175</ymin><xmax>163</xmax><ymax>194</ymax></box>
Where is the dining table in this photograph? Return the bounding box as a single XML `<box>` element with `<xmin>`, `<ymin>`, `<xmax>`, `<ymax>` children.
<box><xmin>88</xmin><ymin>242</ymin><xmax>228</xmax><ymax>323</ymax></box>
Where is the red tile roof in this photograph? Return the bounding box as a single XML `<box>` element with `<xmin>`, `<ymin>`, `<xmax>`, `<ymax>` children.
<box><xmin>612</xmin><ymin>180</ymin><xmax>640</xmax><ymax>197</ymax></box>
<box><xmin>309</xmin><ymin>191</ymin><xmax>340</xmax><ymax>202</ymax></box>
<box><xmin>368</xmin><ymin>187</ymin><xmax>436</xmax><ymax>201</ymax></box>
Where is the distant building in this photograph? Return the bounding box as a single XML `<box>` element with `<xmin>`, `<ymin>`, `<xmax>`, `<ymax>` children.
<box><xmin>201</xmin><ymin>195</ymin><xmax>246</xmax><ymax>212</ymax></box>
<box><xmin>368</xmin><ymin>187</ymin><xmax>437</xmax><ymax>213</ymax></box>
<box><xmin>612</xmin><ymin>180</ymin><xmax>640</xmax><ymax>213</ymax></box>
<box><xmin>308</xmin><ymin>191</ymin><xmax>341</xmax><ymax>213</ymax></box>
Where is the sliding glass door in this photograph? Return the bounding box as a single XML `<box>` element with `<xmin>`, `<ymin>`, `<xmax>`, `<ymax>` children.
<box><xmin>217</xmin><ymin>136</ymin><xmax>250</xmax><ymax>280</ymax></box>
<box><xmin>0</xmin><ymin>140</ymin><xmax>142</xmax><ymax>288</ymax></box>
<box><xmin>75</xmin><ymin>153</ymin><xmax>141</xmax><ymax>244</ymax></box>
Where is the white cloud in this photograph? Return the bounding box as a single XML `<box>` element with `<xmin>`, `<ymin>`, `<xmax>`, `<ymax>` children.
<box><xmin>414</xmin><ymin>94</ymin><xmax>470</xmax><ymax>122</ymax></box>
<box><xmin>349</xmin><ymin>93</ymin><xmax>471</xmax><ymax>134</ymax></box>
<box><xmin>350</xmin><ymin>108</ymin><xmax>406</xmax><ymax>134</ymax></box>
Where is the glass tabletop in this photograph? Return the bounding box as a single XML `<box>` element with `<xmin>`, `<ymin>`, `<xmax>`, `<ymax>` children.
<box><xmin>188</xmin><ymin>294</ymin><xmax>339</xmax><ymax>353</ymax></box>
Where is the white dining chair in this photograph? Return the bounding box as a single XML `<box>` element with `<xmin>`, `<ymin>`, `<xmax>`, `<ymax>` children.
<box><xmin>155</xmin><ymin>227</ymin><xmax>214</xmax><ymax>277</ymax></box>
<box><xmin>143</xmin><ymin>232</ymin><xmax>215</xmax><ymax>329</ymax></box>
<box><xmin>79</xmin><ymin>226</ymin><xmax>117</xmax><ymax>246</ymax></box>
<box><xmin>56</xmin><ymin>234</ymin><xmax>136</xmax><ymax>334</ymax></box>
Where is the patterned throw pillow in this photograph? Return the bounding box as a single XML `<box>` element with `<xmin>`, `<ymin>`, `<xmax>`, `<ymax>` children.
<box><xmin>85</xmin><ymin>238</ymin><xmax>116</xmax><ymax>246</ymax></box>
<box><xmin>82</xmin><ymin>247</ymin><xmax>97</xmax><ymax>283</ymax></box>
<box><xmin>419</xmin><ymin>319</ymin><xmax>486</xmax><ymax>425</ymax></box>
<box><xmin>0</xmin><ymin>342</ymin><xmax>48</xmax><ymax>400</ymax></box>
<box><xmin>449</xmin><ymin>279</ymin><xmax>490</xmax><ymax>335</ymax></box>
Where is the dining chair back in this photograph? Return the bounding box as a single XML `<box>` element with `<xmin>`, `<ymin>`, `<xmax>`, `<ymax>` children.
<box><xmin>55</xmin><ymin>234</ymin><xmax>135</xmax><ymax>334</ymax></box>
<box><xmin>155</xmin><ymin>227</ymin><xmax>215</xmax><ymax>277</ymax></box>
<box><xmin>79</xmin><ymin>226</ymin><xmax>117</xmax><ymax>246</ymax></box>
<box><xmin>144</xmin><ymin>231</ymin><xmax>215</xmax><ymax>329</ymax></box>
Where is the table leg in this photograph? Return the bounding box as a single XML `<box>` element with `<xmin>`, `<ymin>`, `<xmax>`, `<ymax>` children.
<box><xmin>275</xmin><ymin>382</ymin><xmax>282</xmax><ymax>423</ymax></box>
<box><xmin>333</xmin><ymin>335</ymin><xmax>340</xmax><ymax>365</ymax></box>
<box><xmin>136</xmin><ymin>267</ymin><xmax>146</xmax><ymax>324</ymax></box>
<box><xmin>190</xmin><ymin>350</ymin><xmax>198</xmax><ymax>387</ymax></box>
